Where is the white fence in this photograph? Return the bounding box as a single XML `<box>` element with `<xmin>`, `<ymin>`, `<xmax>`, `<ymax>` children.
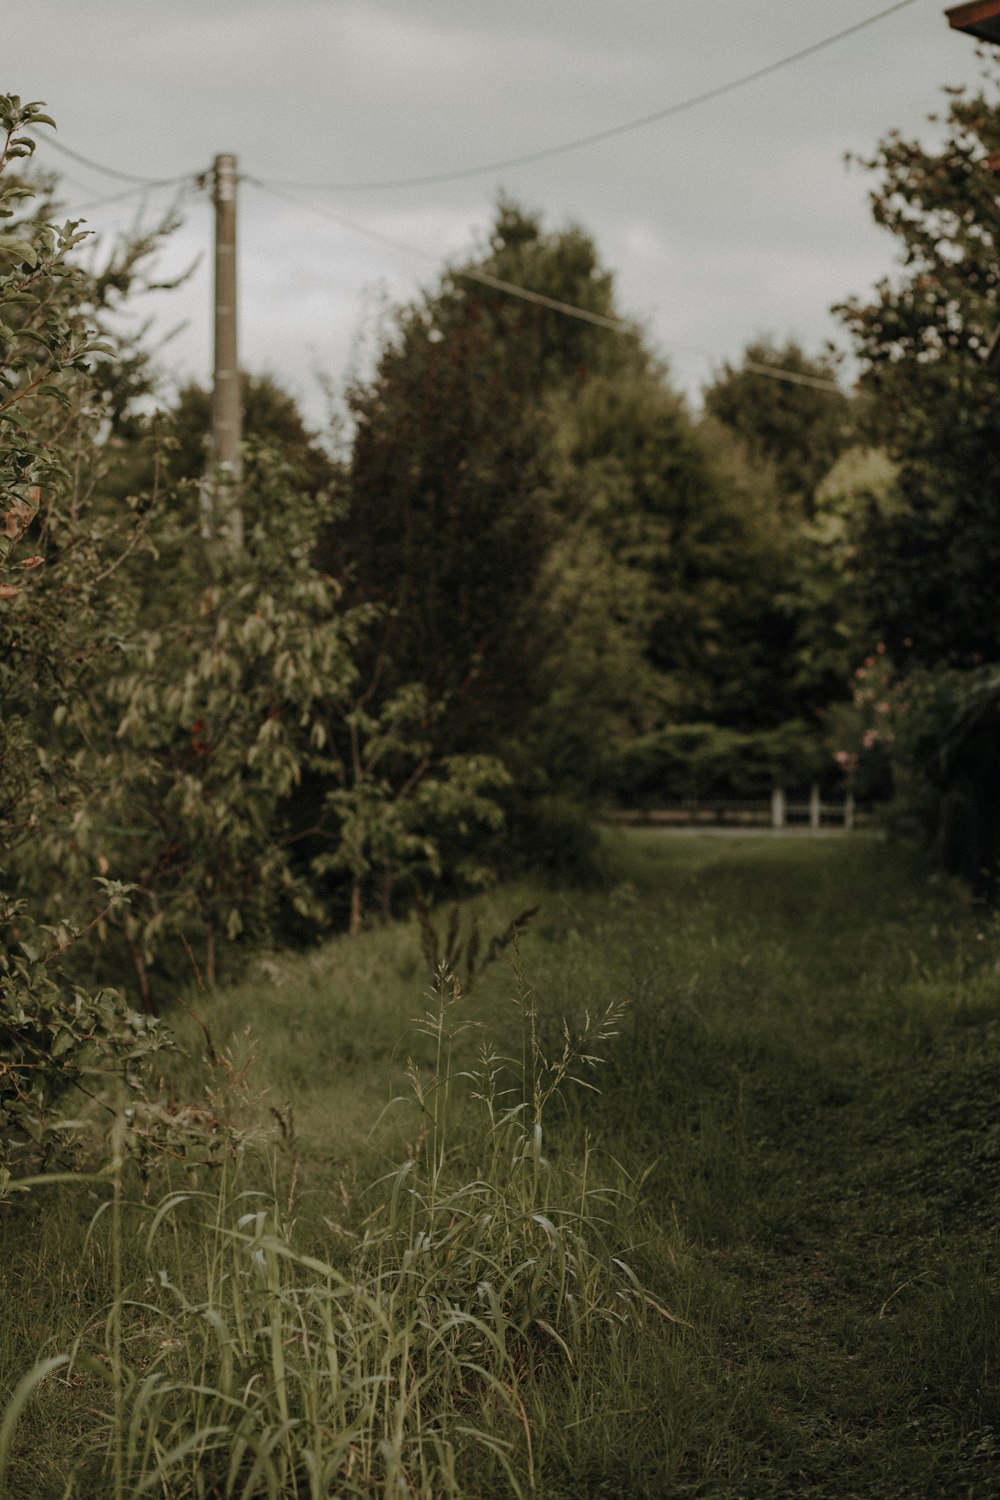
<box><xmin>606</xmin><ymin>785</ymin><xmax>861</xmax><ymax>830</ymax></box>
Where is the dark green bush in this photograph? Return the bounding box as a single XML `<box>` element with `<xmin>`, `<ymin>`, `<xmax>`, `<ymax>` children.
<box><xmin>601</xmin><ymin>719</ymin><xmax>830</xmax><ymax>805</ymax></box>
<box><xmin>499</xmin><ymin>793</ymin><xmax>610</xmax><ymax>885</ymax></box>
<box><xmin>0</xmin><ymin>891</ymin><xmax>170</xmax><ymax>1183</ymax></box>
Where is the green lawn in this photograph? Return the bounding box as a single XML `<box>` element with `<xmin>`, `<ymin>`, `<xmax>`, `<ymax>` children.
<box><xmin>2</xmin><ymin>832</ymin><xmax>998</xmax><ymax>1497</ymax></box>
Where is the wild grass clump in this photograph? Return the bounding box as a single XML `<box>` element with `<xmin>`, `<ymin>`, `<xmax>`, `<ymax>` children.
<box><xmin>2</xmin><ymin>962</ymin><xmax>661</xmax><ymax>1499</ymax></box>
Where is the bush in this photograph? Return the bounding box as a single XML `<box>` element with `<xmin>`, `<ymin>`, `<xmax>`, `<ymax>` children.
<box><xmin>0</xmin><ymin>101</ymin><xmax>175</xmax><ymax>1185</ymax></box>
<box><xmin>889</xmin><ymin>664</ymin><xmax>1000</xmax><ymax>896</ymax></box>
<box><xmin>499</xmin><ymin>792</ymin><xmax>610</xmax><ymax>885</ymax></box>
<box><xmin>0</xmin><ymin>888</ymin><xmax>170</xmax><ymax>1184</ymax></box>
<box><xmin>601</xmin><ymin>720</ymin><xmax>830</xmax><ymax>805</ymax></box>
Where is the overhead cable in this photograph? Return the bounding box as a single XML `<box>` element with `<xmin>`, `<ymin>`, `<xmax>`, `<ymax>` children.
<box><xmin>34</xmin><ymin>132</ymin><xmax>196</xmax><ymax>189</ymax></box>
<box><xmin>247</xmin><ymin>179</ymin><xmax>639</xmax><ymax>332</ymax></box>
<box><xmin>245</xmin><ymin>179</ymin><xmax>847</xmax><ymax>395</ymax></box>
<box><xmin>739</xmin><ymin>361</ymin><xmax>850</xmax><ymax>394</ymax></box>
<box><xmin>62</xmin><ymin>179</ymin><xmax>197</xmax><ymax>216</ymax></box>
<box><xmin>264</xmin><ymin>0</ymin><xmax>917</xmax><ymax>192</ymax></box>
<box><xmin>28</xmin><ymin>0</ymin><xmax>917</xmax><ymax>197</ymax></box>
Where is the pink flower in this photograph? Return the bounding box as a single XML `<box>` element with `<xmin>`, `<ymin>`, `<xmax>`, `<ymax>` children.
<box><xmin>863</xmin><ymin>728</ymin><xmax>879</xmax><ymax>749</ymax></box>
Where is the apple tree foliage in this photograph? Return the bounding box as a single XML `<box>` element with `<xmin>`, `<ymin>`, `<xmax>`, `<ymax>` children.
<box><xmin>0</xmin><ymin>96</ymin><xmax>172</xmax><ymax>1179</ymax></box>
<box><xmin>3</xmin><ymin>98</ymin><xmax>509</xmax><ymax>1012</ymax></box>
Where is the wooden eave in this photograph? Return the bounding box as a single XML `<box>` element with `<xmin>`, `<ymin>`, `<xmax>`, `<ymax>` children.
<box><xmin>946</xmin><ymin>0</ymin><xmax>1000</xmax><ymax>44</ymax></box>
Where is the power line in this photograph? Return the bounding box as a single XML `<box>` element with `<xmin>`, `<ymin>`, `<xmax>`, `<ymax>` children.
<box><xmin>740</xmin><ymin>360</ymin><xmax>851</xmax><ymax>395</ymax></box>
<box><xmin>62</xmin><ymin>179</ymin><xmax>197</xmax><ymax>216</ymax></box>
<box><xmin>34</xmin><ymin>132</ymin><xmax>195</xmax><ymax>189</ymax></box>
<box><xmin>25</xmin><ymin>157</ymin><xmax>854</xmax><ymax>397</ymax></box>
<box><xmin>20</xmin><ymin>0</ymin><xmax>882</xmax><ymax>404</ymax></box>
<box><xmin>23</xmin><ymin>0</ymin><xmax>917</xmax><ymax>204</ymax></box>
<box><xmin>245</xmin><ymin>178</ymin><xmax>848</xmax><ymax>395</ymax></box>
<box><xmin>264</xmin><ymin>0</ymin><xmax>918</xmax><ymax>193</ymax></box>
<box><xmin>247</xmin><ymin>178</ymin><xmax>639</xmax><ymax>330</ymax></box>
<box><xmin>18</xmin><ymin>133</ymin><xmax>842</xmax><ymax>385</ymax></box>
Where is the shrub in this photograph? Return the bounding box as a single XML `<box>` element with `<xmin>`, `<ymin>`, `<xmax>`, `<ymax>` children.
<box><xmin>0</xmin><ymin>887</ymin><xmax>170</xmax><ymax>1185</ymax></box>
<box><xmin>499</xmin><ymin>792</ymin><xmax>610</xmax><ymax>885</ymax></box>
<box><xmin>602</xmin><ymin>719</ymin><xmax>829</xmax><ymax>805</ymax></box>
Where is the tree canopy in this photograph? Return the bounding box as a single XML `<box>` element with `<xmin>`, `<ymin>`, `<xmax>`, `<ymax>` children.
<box><xmin>838</xmin><ymin>70</ymin><xmax>1000</xmax><ymax>667</ymax></box>
<box><xmin>837</xmin><ymin>68</ymin><xmax>1000</xmax><ymax>888</ymax></box>
<box><xmin>703</xmin><ymin>339</ymin><xmax>857</xmax><ymax>511</ymax></box>
<box><xmin>340</xmin><ymin>200</ymin><xmax>856</xmax><ymax>807</ymax></box>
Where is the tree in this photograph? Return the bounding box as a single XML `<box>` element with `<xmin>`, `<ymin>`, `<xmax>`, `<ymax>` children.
<box><xmin>702</xmin><ymin>339</ymin><xmax>857</xmax><ymax>512</ymax></box>
<box><xmin>554</xmin><ymin>372</ymin><xmax>804</xmax><ymax>733</ymax></box>
<box><xmin>91</xmin><ymin>443</ymin><xmax>366</xmax><ymax>992</ymax></box>
<box><xmin>0</xmin><ymin>99</ymin><xmax>119</xmax><ymax>862</ymax></box>
<box><xmin>790</xmin><ymin>446</ymin><xmax>896</xmax><ymax>714</ymax></box>
<box><xmin>837</xmin><ymin>70</ymin><xmax>1000</xmax><ymax>666</ymax></box>
<box><xmin>340</xmin><ymin>200</ymin><xmax>650</xmax><ymax>765</ymax></box>
<box><xmin>700</xmin><ymin>346</ymin><xmax>905</xmax><ymax>781</ymax></box>
<box><xmin>1</xmin><ymin>110</ymin><xmax>198</xmax><ymax>873</ymax></box>
<box><xmin>0</xmin><ymin>96</ymin><xmax>172</xmax><ymax>1176</ymax></box>
<box><xmin>838</xmin><ymin>69</ymin><xmax>1000</xmax><ymax>886</ymax></box>
<box><xmin>161</xmin><ymin>372</ymin><xmax>337</xmax><ymax>493</ymax></box>
<box><xmin>343</xmin><ymin>302</ymin><xmax>553</xmax><ymax>748</ymax></box>
<box><xmin>2</xmin><ymin>121</ymin><xmax>513</xmax><ymax>990</ymax></box>
<box><xmin>344</xmin><ymin>200</ymin><xmax>858</xmax><ymax>823</ymax></box>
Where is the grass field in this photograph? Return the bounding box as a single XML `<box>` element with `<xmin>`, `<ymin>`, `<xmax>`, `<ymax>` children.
<box><xmin>2</xmin><ymin>831</ymin><xmax>998</xmax><ymax>1497</ymax></box>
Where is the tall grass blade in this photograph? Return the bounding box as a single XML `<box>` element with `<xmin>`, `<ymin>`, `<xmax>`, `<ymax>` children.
<box><xmin>0</xmin><ymin>1356</ymin><xmax>70</xmax><ymax>1499</ymax></box>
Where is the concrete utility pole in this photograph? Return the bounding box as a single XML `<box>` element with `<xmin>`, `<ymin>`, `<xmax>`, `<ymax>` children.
<box><xmin>211</xmin><ymin>153</ymin><xmax>243</xmax><ymax>553</ymax></box>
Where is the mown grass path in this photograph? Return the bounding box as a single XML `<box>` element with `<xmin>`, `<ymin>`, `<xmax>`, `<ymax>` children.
<box><xmin>566</xmin><ymin>832</ymin><xmax>1000</xmax><ymax>1498</ymax></box>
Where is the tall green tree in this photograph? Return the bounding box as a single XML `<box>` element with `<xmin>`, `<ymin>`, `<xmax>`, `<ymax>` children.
<box><xmin>552</xmin><ymin>373</ymin><xmax>799</xmax><ymax>732</ymax></box>
<box><xmin>703</xmin><ymin>339</ymin><xmax>856</xmax><ymax>512</ymax></box>
<box><xmin>837</xmin><ymin>70</ymin><xmax>1000</xmax><ymax>666</ymax></box>
<box><xmin>340</xmin><ymin>200</ymin><xmax>650</xmax><ymax>764</ymax></box>
<box><xmin>838</xmin><ymin>69</ymin><xmax>1000</xmax><ymax>887</ymax></box>
<box><xmin>0</xmin><ymin>103</ymin><xmax>125</xmax><ymax>862</ymax></box>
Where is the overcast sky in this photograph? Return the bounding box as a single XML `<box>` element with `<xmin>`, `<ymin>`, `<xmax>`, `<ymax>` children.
<box><xmin>13</xmin><ymin>0</ymin><xmax>994</xmax><ymax>427</ymax></box>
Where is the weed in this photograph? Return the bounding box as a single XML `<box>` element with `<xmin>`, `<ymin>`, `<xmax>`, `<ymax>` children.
<box><xmin>413</xmin><ymin>891</ymin><xmax>539</xmax><ymax>993</ymax></box>
<box><xmin>1</xmin><ymin>957</ymin><xmax>658</xmax><ymax>1498</ymax></box>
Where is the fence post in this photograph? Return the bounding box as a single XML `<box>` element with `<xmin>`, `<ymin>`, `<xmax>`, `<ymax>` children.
<box><xmin>844</xmin><ymin>791</ymin><xmax>855</xmax><ymax>831</ymax></box>
<box><xmin>809</xmin><ymin>783</ymin><xmax>821</xmax><ymax>830</ymax></box>
<box><xmin>771</xmin><ymin>787</ymin><xmax>786</xmax><ymax>829</ymax></box>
